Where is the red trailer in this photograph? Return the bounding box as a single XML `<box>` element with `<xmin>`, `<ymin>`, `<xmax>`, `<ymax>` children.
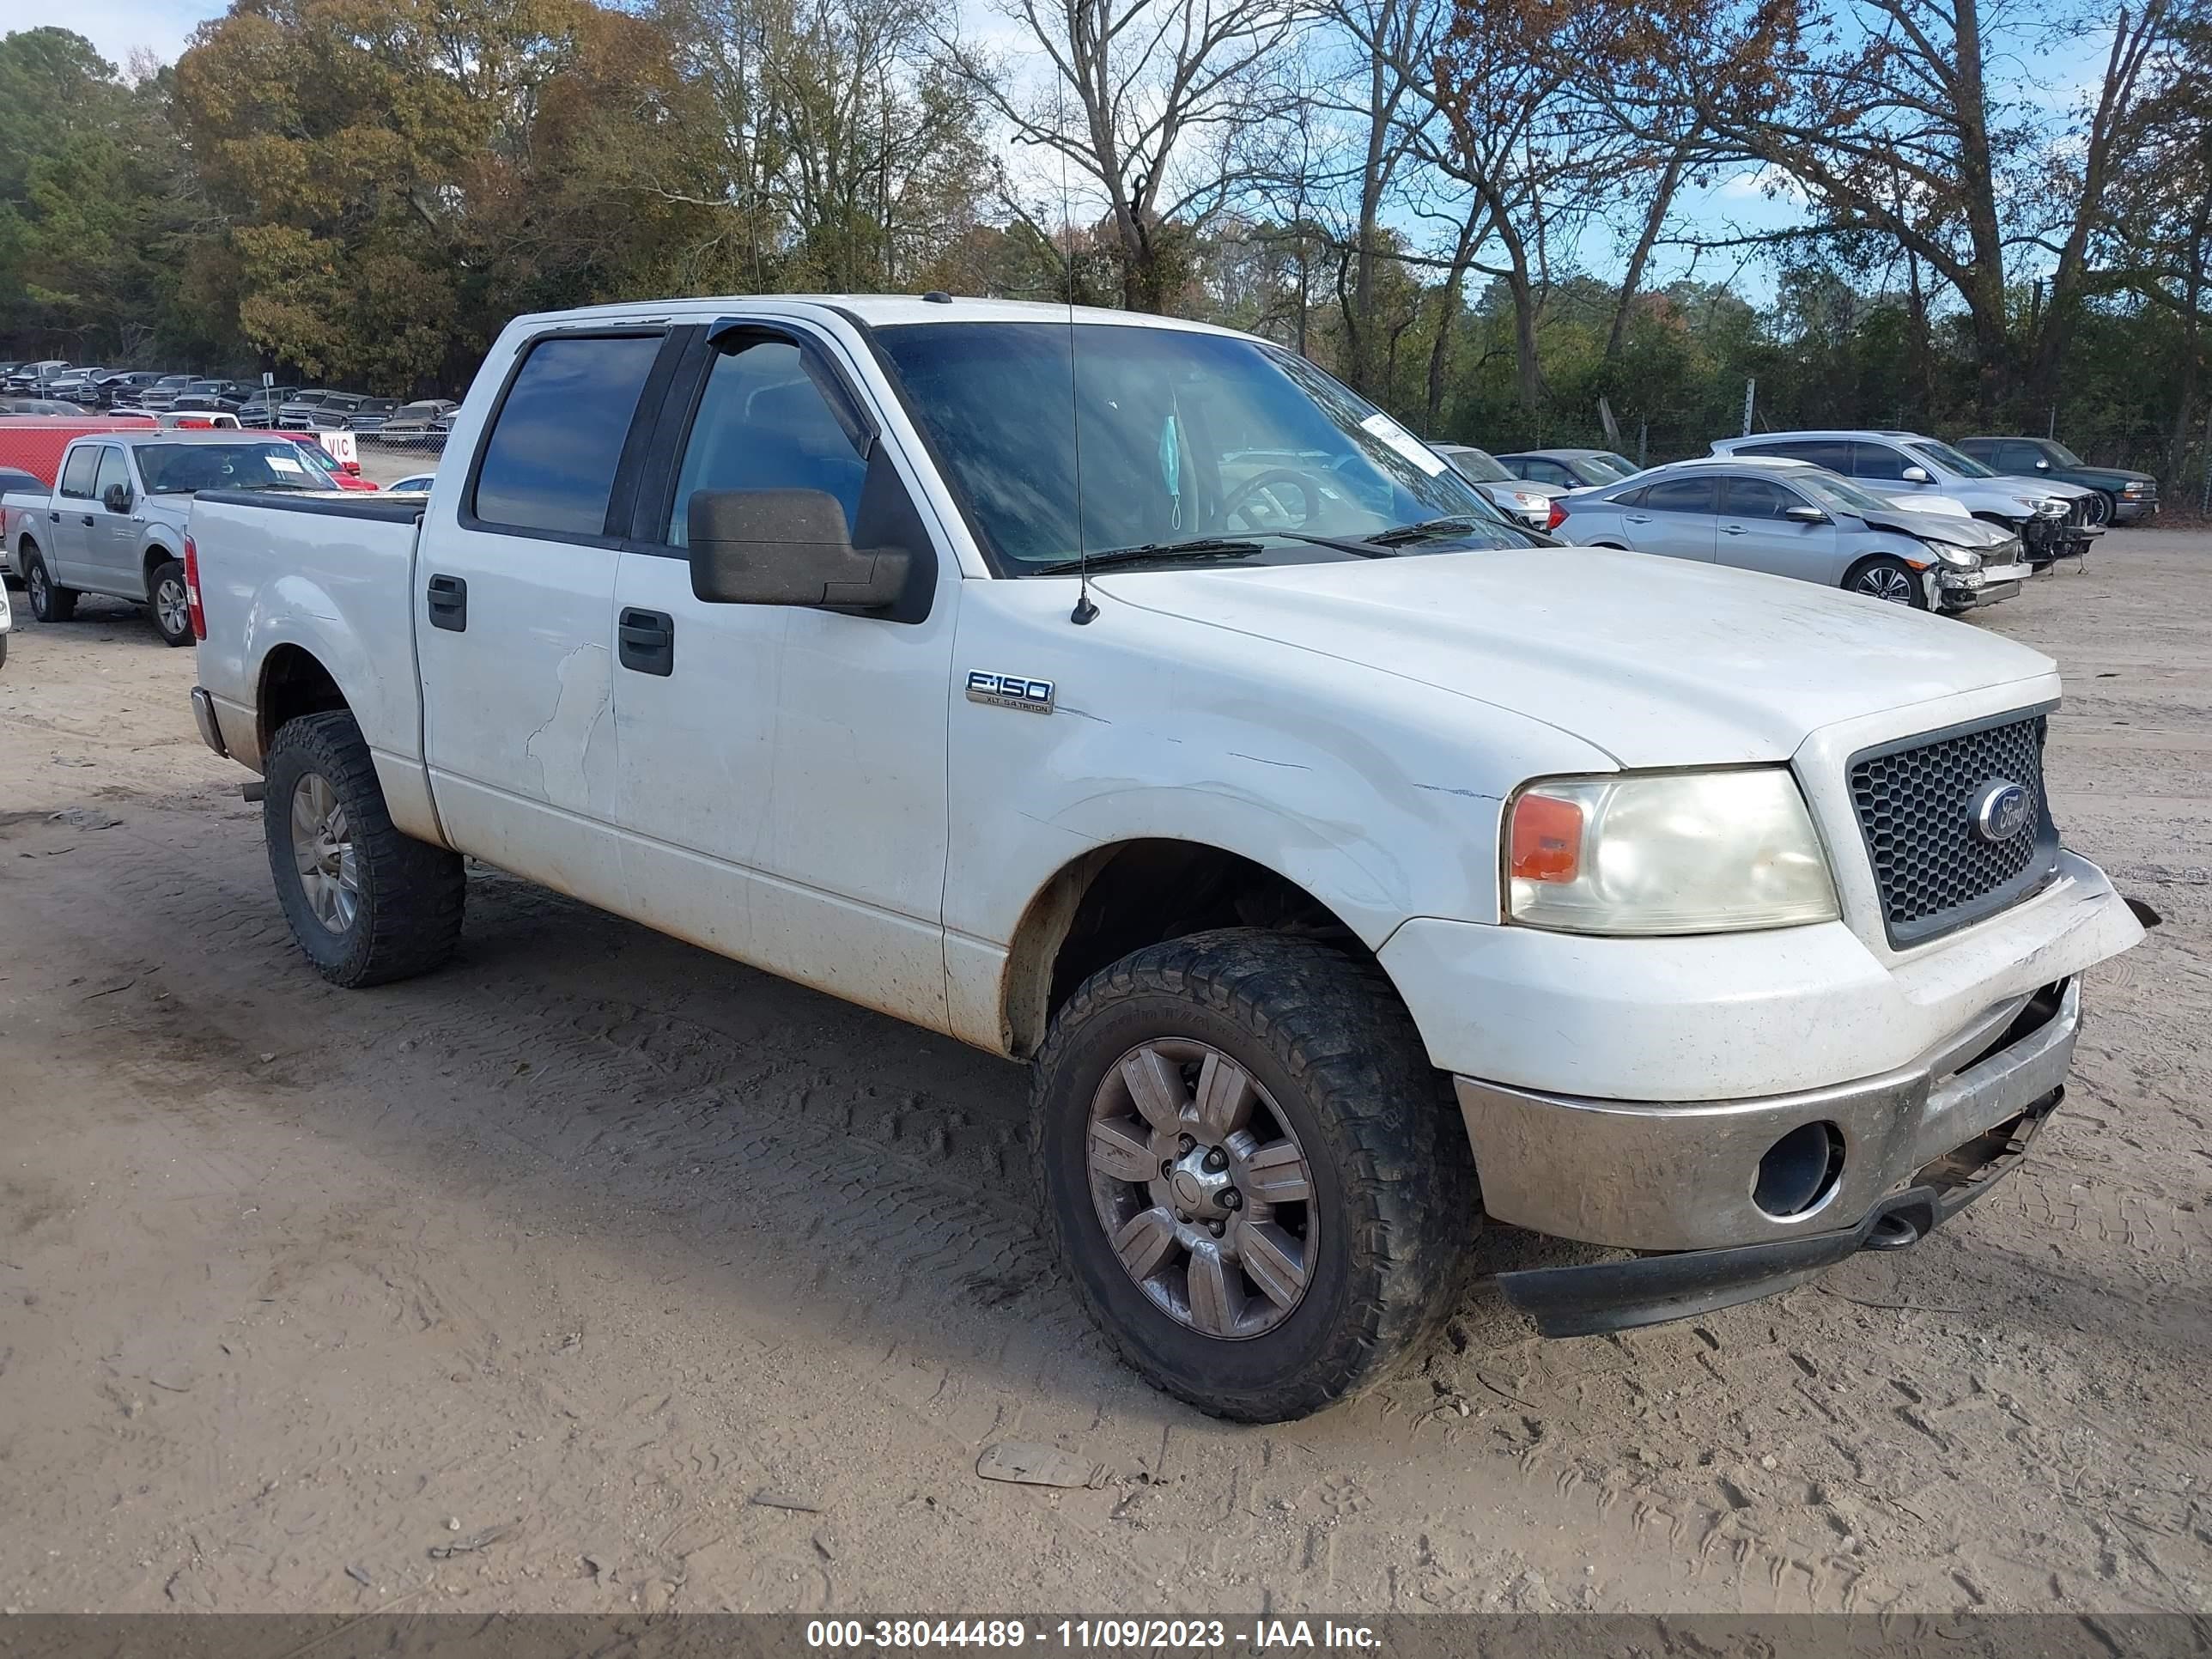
<box><xmin>0</xmin><ymin>415</ymin><xmax>159</xmax><ymax>486</ymax></box>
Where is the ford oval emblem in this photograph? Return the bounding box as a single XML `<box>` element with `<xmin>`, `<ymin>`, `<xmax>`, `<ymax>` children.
<box><xmin>1973</xmin><ymin>781</ymin><xmax>2033</xmax><ymax>843</ymax></box>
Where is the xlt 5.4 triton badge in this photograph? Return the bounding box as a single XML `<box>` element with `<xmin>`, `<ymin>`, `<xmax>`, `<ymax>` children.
<box><xmin>966</xmin><ymin>671</ymin><xmax>1055</xmax><ymax>714</ymax></box>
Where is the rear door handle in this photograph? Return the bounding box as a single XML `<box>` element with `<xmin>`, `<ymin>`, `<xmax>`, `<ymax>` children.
<box><xmin>426</xmin><ymin>573</ymin><xmax>468</xmax><ymax>632</ymax></box>
<box><xmin>82</xmin><ymin>514</ymin><xmax>95</xmax><ymax>527</ymax></box>
<box><xmin>1624</xmin><ymin>513</ymin><xmax>1652</xmax><ymax>524</ymax></box>
<box><xmin>1721</xmin><ymin>524</ymin><xmax>1748</xmax><ymax>535</ymax></box>
<box><xmin>618</xmin><ymin>608</ymin><xmax>674</xmax><ymax>677</ymax></box>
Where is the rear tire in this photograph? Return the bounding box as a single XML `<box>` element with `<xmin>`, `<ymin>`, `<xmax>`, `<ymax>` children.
<box><xmin>23</xmin><ymin>546</ymin><xmax>75</xmax><ymax>623</ymax></box>
<box><xmin>147</xmin><ymin>557</ymin><xmax>192</xmax><ymax>647</ymax></box>
<box><xmin>1034</xmin><ymin>929</ymin><xmax>1476</xmax><ymax>1422</ymax></box>
<box><xmin>1843</xmin><ymin>555</ymin><xmax>1929</xmax><ymax>609</ymax></box>
<box><xmin>263</xmin><ymin>710</ymin><xmax>466</xmax><ymax>988</ymax></box>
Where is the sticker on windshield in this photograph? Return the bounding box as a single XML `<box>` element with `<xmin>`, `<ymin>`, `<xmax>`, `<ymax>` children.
<box><xmin>266</xmin><ymin>453</ymin><xmax>308</xmax><ymax>477</ymax></box>
<box><xmin>1359</xmin><ymin>412</ymin><xmax>1447</xmax><ymax>477</ymax></box>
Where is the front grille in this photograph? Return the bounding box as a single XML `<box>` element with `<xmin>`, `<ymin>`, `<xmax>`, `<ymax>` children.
<box><xmin>1848</xmin><ymin>711</ymin><xmax>2060</xmax><ymax>945</ymax></box>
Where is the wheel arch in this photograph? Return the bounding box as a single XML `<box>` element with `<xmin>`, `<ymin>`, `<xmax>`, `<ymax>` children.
<box><xmin>257</xmin><ymin>642</ymin><xmax>352</xmax><ymax>757</ymax></box>
<box><xmin>998</xmin><ymin>836</ymin><xmax>1405</xmax><ymax>1061</ymax></box>
<box><xmin>141</xmin><ymin>538</ymin><xmax>180</xmax><ymax>592</ymax></box>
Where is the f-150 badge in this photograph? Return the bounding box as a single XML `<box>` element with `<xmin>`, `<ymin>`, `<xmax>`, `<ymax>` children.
<box><xmin>965</xmin><ymin>672</ymin><xmax>1055</xmax><ymax>714</ymax></box>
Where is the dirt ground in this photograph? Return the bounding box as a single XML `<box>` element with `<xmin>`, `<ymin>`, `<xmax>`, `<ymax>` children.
<box><xmin>0</xmin><ymin>527</ymin><xmax>2205</xmax><ymax>1618</ymax></box>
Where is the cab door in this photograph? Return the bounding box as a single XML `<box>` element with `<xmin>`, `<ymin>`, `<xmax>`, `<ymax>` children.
<box><xmin>414</xmin><ymin>326</ymin><xmax>678</xmax><ymax>908</ymax></box>
<box><xmin>607</xmin><ymin>319</ymin><xmax>957</xmax><ymax>1029</ymax></box>
<box><xmin>46</xmin><ymin>444</ymin><xmax>102</xmax><ymax>586</ymax></box>
<box><xmin>87</xmin><ymin>446</ymin><xmax>143</xmax><ymax>592</ymax></box>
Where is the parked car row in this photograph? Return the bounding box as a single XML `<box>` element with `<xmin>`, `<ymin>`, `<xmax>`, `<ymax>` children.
<box><xmin>0</xmin><ymin>363</ymin><xmax>462</xmax><ymax>442</ymax></box>
<box><xmin>1428</xmin><ymin>422</ymin><xmax>2157</xmax><ymax>618</ymax></box>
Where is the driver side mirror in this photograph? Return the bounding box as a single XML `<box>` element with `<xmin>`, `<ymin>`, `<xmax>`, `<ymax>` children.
<box><xmin>688</xmin><ymin>488</ymin><xmax>909</xmax><ymax>611</ymax></box>
<box><xmin>2033</xmin><ymin>459</ymin><xmax>2051</xmax><ymax>470</ymax></box>
<box><xmin>102</xmin><ymin>482</ymin><xmax>132</xmax><ymax>514</ymax></box>
<box><xmin>1899</xmin><ymin>465</ymin><xmax>1931</xmax><ymax>483</ymax></box>
<box><xmin>1783</xmin><ymin>504</ymin><xmax>1827</xmax><ymax>524</ymax></box>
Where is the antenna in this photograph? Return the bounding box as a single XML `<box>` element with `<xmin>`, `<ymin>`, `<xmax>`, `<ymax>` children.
<box><xmin>1060</xmin><ymin>89</ymin><xmax>1096</xmax><ymax>626</ymax></box>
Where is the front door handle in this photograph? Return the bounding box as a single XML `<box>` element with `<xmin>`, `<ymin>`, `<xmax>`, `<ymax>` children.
<box><xmin>82</xmin><ymin>514</ymin><xmax>95</xmax><ymax>527</ymax></box>
<box><xmin>426</xmin><ymin>573</ymin><xmax>468</xmax><ymax>632</ymax></box>
<box><xmin>1721</xmin><ymin>523</ymin><xmax>1748</xmax><ymax>535</ymax></box>
<box><xmin>1624</xmin><ymin>513</ymin><xmax>1652</xmax><ymax>524</ymax></box>
<box><xmin>618</xmin><ymin>608</ymin><xmax>674</xmax><ymax>677</ymax></box>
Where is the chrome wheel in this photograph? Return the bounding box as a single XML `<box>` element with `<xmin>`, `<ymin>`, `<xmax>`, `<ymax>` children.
<box><xmin>154</xmin><ymin>574</ymin><xmax>190</xmax><ymax>639</ymax></box>
<box><xmin>1086</xmin><ymin>1038</ymin><xmax>1316</xmax><ymax>1340</ymax></box>
<box><xmin>290</xmin><ymin>773</ymin><xmax>359</xmax><ymax>933</ymax></box>
<box><xmin>1855</xmin><ymin>564</ymin><xmax>1916</xmax><ymax>604</ymax></box>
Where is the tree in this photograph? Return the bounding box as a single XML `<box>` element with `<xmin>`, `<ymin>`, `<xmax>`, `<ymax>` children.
<box><xmin>1698</xmin><ymin>0</ymin><xmax>2172</xmax><ymax>416</ymax></box>
<box><xmin>941</xmin><ymin>0</ymin><xmax>1298</xmax><ymax>312</ymax></box>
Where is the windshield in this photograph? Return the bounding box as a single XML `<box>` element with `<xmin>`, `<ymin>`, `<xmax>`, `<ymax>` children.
<box><xmin>137</xmin><ymin>442</ymin><xmax>325</xmax><ymax>493</ymax></box>
<box><xmin>1583</xmin><ymin>452</ymin><xmax>1638</xmax><ymax>482</ymax></box>
<box><xmin>872</xmin><ymin>322</ymin><xmax>1512</xmax><ymax>568</ymax></box>
<box><xmin>1911</xmin><ymin>439</ymin><xmax>1995</xmax><ymax>478</ymax></box>
<box><xmin>1790</xmin><ymin>469</ymin><xmax>1905</xmax><ymax>515</ymax></box>
<box><xmin>1443</xmin><ymin>446</ymin><xmax>1513</xmax><ymax>483</ymax></box>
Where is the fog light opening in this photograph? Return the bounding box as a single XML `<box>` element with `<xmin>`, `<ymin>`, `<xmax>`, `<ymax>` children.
<box><xmin>1754</xmin><ymin>1121</ymin><xmax>1844</xmax><ymax>1218</ymax></box>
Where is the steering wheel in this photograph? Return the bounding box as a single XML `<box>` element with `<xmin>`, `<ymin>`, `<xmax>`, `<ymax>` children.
<box><xmin>1220</xmin><ymin>467</ymin><xmax>1328</xmax><ymax>530</ymax></box>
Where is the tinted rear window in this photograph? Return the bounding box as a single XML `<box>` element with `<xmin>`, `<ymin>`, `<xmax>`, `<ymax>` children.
<box><xmin>471</xmin><ymin>335</ymin><xmax>662</xmax><ymax>536</ymax></box>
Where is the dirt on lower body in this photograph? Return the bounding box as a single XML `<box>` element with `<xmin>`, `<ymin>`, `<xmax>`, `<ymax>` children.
<box><xmin>0</xmin><ymin>540</ymin><xmax>2206</xmax><ymax>1616</ymax></box>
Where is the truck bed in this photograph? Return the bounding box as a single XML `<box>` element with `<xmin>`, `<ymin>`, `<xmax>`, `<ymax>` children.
<box><xmin>191</xmin><ymin>489</ymin><xmax>431</xmax><ymax>840</ymax></box>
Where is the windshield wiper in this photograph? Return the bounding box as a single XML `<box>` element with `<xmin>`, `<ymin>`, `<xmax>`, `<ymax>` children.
<box><xmin>1362</xmin><ymin>515</ymin><xmax>1492</xmax><ymax>548</ymax></box>
<box><xmin>1032</xmin><ymin>537</ymin><xmax>1266</xmax><ymax>575</ymax></box>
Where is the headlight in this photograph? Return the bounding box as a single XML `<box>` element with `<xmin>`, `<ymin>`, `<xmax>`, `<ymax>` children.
<box><xmin>1927</xmin><ymin>543</ymin><xmax>1981</xmax><ymax>568</ymax></box>
<box><xmin>1505</xmin><ymin>769</ymin><xmax>1838</xmax><ymax>935</ymax></box>
<box><xmin>2122</xmin><ymin>482</ymin><xmax>2148</xmax><ymax>496</ymax></box>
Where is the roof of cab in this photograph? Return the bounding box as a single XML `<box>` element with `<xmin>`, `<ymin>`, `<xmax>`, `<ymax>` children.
<box><xmin>77</xmin><ymin>428</ymin><xmax>309</xmax><ymax>447</ymax></box>
<box><xmin>501</xmin><ymin>294</ymin><xmax>1252</xmax><ymax>338</ymax></box>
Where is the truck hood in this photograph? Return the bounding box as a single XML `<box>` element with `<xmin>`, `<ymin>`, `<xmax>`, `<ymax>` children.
<box><xmin>1095</xmin><ymin>547</ymin><xmax>2056</xmax><ymax>768</ymax></box>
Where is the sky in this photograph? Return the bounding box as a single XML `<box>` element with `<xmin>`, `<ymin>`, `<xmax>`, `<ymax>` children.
<box><xmin>0</xmin><ymin>0</ymin><xmax>225</xmax><ymax>67</ymax></box>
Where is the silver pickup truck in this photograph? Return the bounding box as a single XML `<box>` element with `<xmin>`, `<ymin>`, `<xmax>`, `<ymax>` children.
<box><xmin>2</xmin><ymin>430</ymin><xmax>339</xmax><ymax>644</ymax></box>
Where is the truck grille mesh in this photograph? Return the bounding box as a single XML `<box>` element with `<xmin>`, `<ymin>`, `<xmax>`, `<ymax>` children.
<box><xmin>1849</xmin><ymin>714</ymin><xmax>2057</xmax><ymax>944</ymax></box>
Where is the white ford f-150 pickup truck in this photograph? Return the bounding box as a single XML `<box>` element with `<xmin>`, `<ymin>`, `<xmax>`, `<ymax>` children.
<box><xmin>187</xmin><ymin>295</ymin><xmax>2146</xmax><ymax>1421</ymax></box>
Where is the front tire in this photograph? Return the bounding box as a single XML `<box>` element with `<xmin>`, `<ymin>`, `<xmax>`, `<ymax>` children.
<box><xmin>2083</xmin><ymin>490</ymin><xmax>2113</xmax><ymax>528</ymax></box>
<box><xmin>147</xmin><ymin>557</ymin><xmax>193</xmax><ymax>647</ymax></box>
<box><xmin>263</xmin><ymin>710</ymin><xmax>466</xmax><ymax>988</ymax></box>
<box><xmin>22</xmin><ymin>546</ymin><xmax>76</xmax><ymax>623</ymax></box>
<box><xmin>1843</xmin><ymin>555</ymin><xmax>1929</xmax><ymax>608</ymax></box>
<box><xmin>1035</xmin><ymin>929</ymin><xmax>1475</xmax><ymax>1421</ymax></box>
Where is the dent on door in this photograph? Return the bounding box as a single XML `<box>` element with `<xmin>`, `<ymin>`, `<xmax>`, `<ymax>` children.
<box><xmin>525</xmin><ymin>641</ymin><xmax>617</xmax><ymax>812</ymax></box>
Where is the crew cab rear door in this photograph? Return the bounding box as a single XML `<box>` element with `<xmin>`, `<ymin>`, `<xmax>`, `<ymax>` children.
<box><xmin>414</xmin><ymin>325</ymin><xmax>680</xmax><ymax>908</ymax></box>
<box><xmin>605</xmin><ymin>316</ymin><xmax>957</xmax><ymax>1030</ymax></box>
<box><xmin>49</xmin><ymin>443</ymin><xmax>101</xmax><ymax>586</ymax></box>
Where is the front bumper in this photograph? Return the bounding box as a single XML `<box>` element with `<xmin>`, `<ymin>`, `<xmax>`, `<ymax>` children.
<box><xmin>1494</xmin><ymin>1086</ymin><xmax>2059</xmax><ymax>1336</ymax></box>
<box><xmin>1471</xmin><ymin>976</ymin><xmax>2083</xmax><ymax>1334</ymax></box>
<box><xmin>1936</xmin><ymin>565</ymin><xmax>2024</xmax><ymax>610</ymax></box>
<box><xmin>1456</xmin><ymin>975</ymin><xmax>2081</xmax><ymax>1253</ymax></box>
<box><xmin>2113</xmin><ymin>496</ymin><xmax>2156</xmax><ymax>524</ymax></box>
